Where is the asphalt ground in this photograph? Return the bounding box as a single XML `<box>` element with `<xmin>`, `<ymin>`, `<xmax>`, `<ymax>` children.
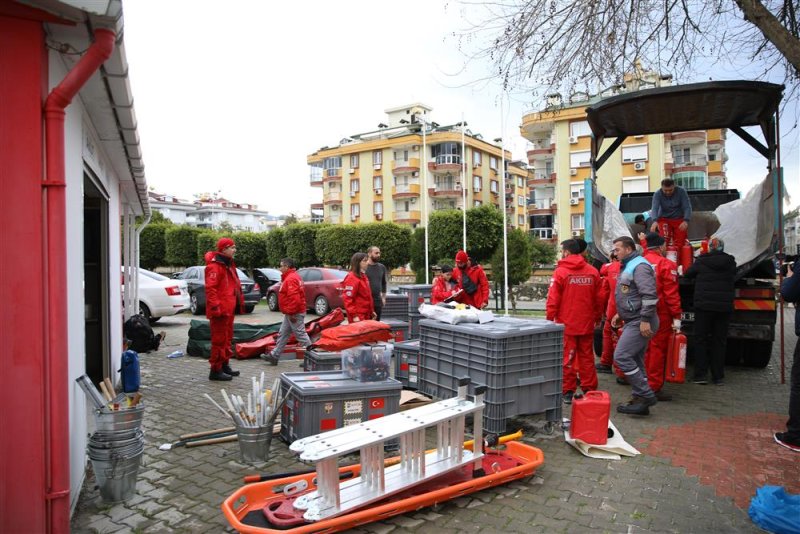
<box><xmin>71</xmin><ymin>301</ymin><xmax>798</xmax><ymax>533</ymax></box>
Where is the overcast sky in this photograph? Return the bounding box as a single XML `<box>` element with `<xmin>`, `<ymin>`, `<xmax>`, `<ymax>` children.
<box><xmin>122</xmin><ymin>0</ymin><xmax>798</xmax><ymax>217</ymax></box>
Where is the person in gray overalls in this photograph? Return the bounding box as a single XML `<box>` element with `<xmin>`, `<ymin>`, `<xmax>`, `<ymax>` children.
<box><xmin>610</xmin><ymin>236</ymin><xmax>659</xmax><ymax>415</ymax></box>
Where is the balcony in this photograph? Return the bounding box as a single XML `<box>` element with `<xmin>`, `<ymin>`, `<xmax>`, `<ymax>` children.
<box><xmin>668</xmin><ymin>131</ymin><xmax>707</xmax><ymax>145</ymax></box>
<box><xmin>392</xmin><ymin>183</ymin><xmax>421</xmax><ymax>198</ymax></box>
<box><xmin>310</xmin><ymin>175</ymin><xmax>323</xmax><ymax>187</ymax></box>
<box><xmin>323</xmin><ymin>168</ymin><xmax>342</xmax><ymax>184</ymax></box>
<box><xmin>324</xmin><ymin>192</ymin><xmax>342</xmax><ymax>205</ymax></box>
<box><xmin>428</xmin><ymin>154</ymin><xmax>462</xmax><ymax>173</ymax></box>
<box><xmin>310</xmin><ymin>202</ymin><xmax>323</xmax><ymax>211</ymax></box>
<box><xmin>393</xmin><ymin>210</ymin><xmax>421</xmax><ymax>224</ymax></box>
<box><xmin>672</xmin><ymin>154</ymin><xmax>708</xmax><ymax>171</ymax></box>
<box><xmin>429</xmin><ymin>183</ymin><xmax>463</xmax><ymax>198</ymax></box>
<box><xmin>526</xmin><ymin>142</ymin><xmax>554</xmax><ymax>161</ymax></box>
<box><xmin>529</xmin><ymin>172</ymin><xmax>556</xmax><ymax>186</ymax></box>
<box><xmin>531</xmin><ymin>227</ymin><xmax>554</xmax><ymax>240</ymax></box>
<box><xmin>528</xmin><ymin>199</ymin><xmax>556</xmax><ymax>213</ymax></box>
<box><xmin>392</xmin><ymin>157</ymin><xmax>420</xmax><ymax>173</ymax></box>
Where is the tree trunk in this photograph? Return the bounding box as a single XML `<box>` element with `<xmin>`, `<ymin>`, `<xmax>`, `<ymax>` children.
<box><xmin>733</xmin><ymin>0</ymin><xmax>800</xmax><ymax>76</ymax></box>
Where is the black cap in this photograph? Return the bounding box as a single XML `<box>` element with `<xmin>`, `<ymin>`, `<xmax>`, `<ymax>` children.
<box><xmin>440</xmin><ymin>264</ymin><xmax>453</xmax><ymax>273</ymax></box>
<box><xmin>645</xmin><ymin>232</ymin><xmax>665</xmax><ymax>248</ymax></box>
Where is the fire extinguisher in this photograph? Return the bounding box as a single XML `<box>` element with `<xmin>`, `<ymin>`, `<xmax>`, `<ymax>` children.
<box><xmin>679</xmin><ymin>244</ymin><xmax>693</xmax><ymax>272</ymax></box>
<box><xmin>666</xmin><ymin>245</ymin><xmax>679</xmax><ymax>264</ymax></box>
<box><xmin>666</xmin><ymin>331</ymin><xmax>687</xmax><ymax>383</ymax></box>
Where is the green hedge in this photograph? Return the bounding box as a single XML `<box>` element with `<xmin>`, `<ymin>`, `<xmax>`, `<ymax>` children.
<box><xmin>139</xmin><ymin>224</ymin><xmax>168</xmax><ymax>270</ymax></box>
<box><xmin>283</xmin><ymin>223</ymin><xmax>328</xmax><ymax>267</ymax></box>
<box><xmin>165</xmin><ymin>226</ymin><xmax>203</xmax><ymax>267</ymax></box>
<box><xmin>265</xmin><ymin>228</ymin><xmax>286</xmax><ymax>267</ymax></box>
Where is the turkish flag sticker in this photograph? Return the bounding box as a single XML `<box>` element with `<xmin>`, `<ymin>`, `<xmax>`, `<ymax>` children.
<box><xmin>370</xmin><ymin>398</ymin><xmax>385</xmax><ymax>410</ymax></box>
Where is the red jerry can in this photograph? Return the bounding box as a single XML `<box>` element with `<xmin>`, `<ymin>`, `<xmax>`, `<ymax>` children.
<box><xmin>679</xmin><ymin>244</ymin><xmax>694</xmax><ymax>272</ymax></box>
<box><xmin>570</xmin><ymin>391</ymin><xmax>610</xmax><ymax>445</ymax></box>
<box><xmin>666</xmin><ymin>331</ymin><xmax>687</xmax><ymax>383</ymax></box>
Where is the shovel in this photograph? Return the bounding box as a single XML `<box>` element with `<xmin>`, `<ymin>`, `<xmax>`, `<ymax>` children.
<box><xmin>159</xmin><ymin>428</ymin><xmax>237</xmax><ymax>450</ymax></box>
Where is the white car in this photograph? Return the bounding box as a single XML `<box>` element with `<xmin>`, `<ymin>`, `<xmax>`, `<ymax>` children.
<box><xmin>134</xmin><ymin>268</ymin><xmax>190</xmax><ymax>323</ymax></box>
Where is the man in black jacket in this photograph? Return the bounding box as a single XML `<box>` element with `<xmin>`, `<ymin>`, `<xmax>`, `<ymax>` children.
<box><xmin>684</xmin><ymin>238</ymin><xmax>736</xmax><ymax>385</ymax></box>
<box><xmin>775</xmin><ymin>257</ymin><xmax>800</xmax><ymax>452</ymax></box>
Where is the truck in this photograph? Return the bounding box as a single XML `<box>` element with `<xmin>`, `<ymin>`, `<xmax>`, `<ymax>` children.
<box><xmin>583</xmin><ymin>80</ymin><xmax>786</xmax><ymax>368</ymax></box>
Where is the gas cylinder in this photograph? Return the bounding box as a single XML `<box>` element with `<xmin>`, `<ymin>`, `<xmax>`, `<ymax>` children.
<box><xmin>679</xmin><ymin>244</ymin><xmax>693</xmax><ymax>272</ymax></box>
<box><xmin>665</xmin><ymin>245</ymin><xmax>679</xmax><ymax>263</ymax></box>
<box><xmin>570</xmin><ymin>390</ymin><xmax>610</xmax><ymax>445</ymax></box>
<box><xmin>666</xmin><ymin>331</ymin><xmax>687</xmax><ymax>384</ymax></box>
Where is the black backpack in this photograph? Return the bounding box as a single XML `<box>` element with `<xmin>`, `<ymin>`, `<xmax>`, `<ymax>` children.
<box><xmin>124</xmin><ymin>314</ymin><xmax>161</xmax><ymax>353</ymax></box>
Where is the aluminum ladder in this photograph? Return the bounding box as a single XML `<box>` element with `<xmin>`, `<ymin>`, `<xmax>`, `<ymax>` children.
<box><xmin>290</xmin><ymin>377</ymin><xmax>486</xmax><ymax>522</ymax></box>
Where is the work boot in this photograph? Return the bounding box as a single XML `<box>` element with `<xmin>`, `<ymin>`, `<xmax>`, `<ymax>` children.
<box><xmin>562</xmin><ymin>391</ymin><xmax>575</xmax><ymax>405</ymax></box>
<box><xmin>209</xmin><ymin>369</ymin><xmax>232</xmax><ymax>381</ymax></box>
<box><xmin>260</xmin><ymin>352</ymin><xmax>280</xmax><ymax>366</ymax></box>
<box><xmin>616</xmin><ymin>376</ymin><xmax>629</xmax><ymax>386</ymax></box>
<box><xmin>222</xmin><ymin>363</ymin><xmax>240</xmax><ymax>377</ymax></box>
<box><xmin>596</xmin><ymin>363</ymin><xmax>612</xmax><ymax>374</ymax></box>
<box><xmin>654</xmin><ymin>390</ymin><xmax>673</xmax><ymax>401</ymax></box>
<box><xmin>617</xmin><ymin>395</ymin><xmax>657</xmax><ymax>416</ymax></box>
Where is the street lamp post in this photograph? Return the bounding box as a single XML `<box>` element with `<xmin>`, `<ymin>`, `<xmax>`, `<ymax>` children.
<box><xmin>417</xmin><ymin>115</ymin><xmax>431</xmax><ymax>284</ymax></box>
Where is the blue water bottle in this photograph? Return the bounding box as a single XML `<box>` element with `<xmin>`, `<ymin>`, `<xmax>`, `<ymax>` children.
<box><xmin>119</xmin><ymin>349</ymin><xmax>140</xmax><ymax>393</ymax></box>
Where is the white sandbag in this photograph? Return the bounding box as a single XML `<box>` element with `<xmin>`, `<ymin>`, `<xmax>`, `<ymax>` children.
<box><xmin>418</xmin><ymin>303</ymin><xmax>495</xmax><ymax>325</ymax></box>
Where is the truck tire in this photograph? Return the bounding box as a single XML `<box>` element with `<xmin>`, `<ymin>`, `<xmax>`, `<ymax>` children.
<box><xmin>742</xmin><ymin>340</ymin><xmax>772</xmax><ymax>368</ymax></box>
<box><xmin>724</xmin><ymin>342</ymin><xmax>743</xmax><ymax>366</ymax></box>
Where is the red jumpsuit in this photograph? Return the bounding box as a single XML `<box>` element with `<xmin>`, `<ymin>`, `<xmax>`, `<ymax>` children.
<box><xmin>452</xmin><ymin>263</ymin><xmax>490</xmax><ymax>308</ymax></box>
<box><xmin>599</xmin><ymin>260</ymin><xmax>621</xmax><ymax>369</ymax></box>
<box><xmin>342</xmin><ymin>272</ymin><xmax>375</xmax><ymax>322</ymax></box>
<box><xmin>657</xmin><ymin>219</ymin><xmax>688</xmax><ymax>248</ymax></box>
<box><xmin>546</xmin><ymin>254</ymin><xmax>603</xmax><ymax>394</ymax></box>
<box><xmin>642</xmin><ymin>249</ymin><xmax>682</xmax><ymax>393</ymax></box>
<box><xmin>205</xmin><ymin>252</ymin><xmax>243</xmax><ymax>372</ymax></box>
<box><xmin>431</xmin><ymin>275</ymin><xmax>458</xmax><ymax>304</ymax></box>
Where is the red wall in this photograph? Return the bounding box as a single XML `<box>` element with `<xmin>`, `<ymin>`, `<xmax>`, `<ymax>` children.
<box><xmin>0</xmin><ymin>13</ymin><xmax>47</xmax><ymax>532</ymax></box>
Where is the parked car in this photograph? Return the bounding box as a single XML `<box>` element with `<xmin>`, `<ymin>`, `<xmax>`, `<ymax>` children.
<box><xmin>252</xmin><ymin>268</ymin><xmax>281</xmax><ymax>298</ymax></box>
<box><xmin>128</xmin><ymin>267</ymin><xmax>190</xmax><ymax>323</ymax></box>
<box><xmin>174</xmin><ymin>266</ymin><xmax>260</xmax><ymax>315</ymax></box>
<box><xmin>266</xmin><ymin>267</ymin><xmax>347</xmax><ymax>315</ymax></box>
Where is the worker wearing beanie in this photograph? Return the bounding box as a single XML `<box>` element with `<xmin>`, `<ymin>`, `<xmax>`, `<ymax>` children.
<box><xmin>205</xmin><ymin>237</ymin><xmax>244</xmax><ymax>381</ymax></box>
<box><xmin>642</xmin><ymin>232</ymin><xmax>683</xmax><ymax>400</ymax></box>
<box><xmin>546</xmin><ymin>239</ymin><xmax>603</xmax><ymax>404</ymax></box>
<box><xmin>431</xmin><ymin>264</ymin><xmax>459</xmax><ymax>304</ymax></box>
<box><xmin>452</xmin><ymin>250</ymin><xmax>490</xmax><ymax>309</ymax></box>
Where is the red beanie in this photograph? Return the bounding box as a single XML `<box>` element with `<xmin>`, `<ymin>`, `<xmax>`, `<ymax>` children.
<box><xmin>217</xmin><ymin>237</ymin><xmax>235</xmax><ymax>251</ymax></box>
<box><xmin>455</xmin><ymin>250</ymin><xmax>469</xmax><ymax>263</ymax></box>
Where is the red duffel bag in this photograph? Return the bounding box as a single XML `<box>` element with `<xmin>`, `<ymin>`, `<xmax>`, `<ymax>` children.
<box><xmin>235</xmin><ymin>308</ymin><xmax>346</xmax><ymax>359</ymax></box>
<box><xmin>311</xmin><ymin>320</ymin><xmax>393</xmax><ymax>352</ymax></box>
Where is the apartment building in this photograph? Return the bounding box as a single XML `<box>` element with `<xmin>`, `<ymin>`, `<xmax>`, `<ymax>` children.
<box><xmin>308</xmin><ymin>104</ymin><xmax>528</xmax><ymax>231</ymax></box>
<box><xmin>520</xmin><ymin>65</ymin><xmax>727</xmax><ymax>243</ymax></box>
<box><xmin>148</xmin><ymin>191</ymin><xmax>278</xmax><ymax>232</ymax></box>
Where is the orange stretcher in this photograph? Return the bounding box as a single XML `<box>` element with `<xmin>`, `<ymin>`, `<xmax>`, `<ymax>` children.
<box><xmin>222</xmin><ymin>436</ymin><xmax>543</xmax><ymax>533</ymax></box>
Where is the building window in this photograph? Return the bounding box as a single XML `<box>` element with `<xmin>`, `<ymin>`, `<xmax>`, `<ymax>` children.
<box><xmin>518</xmin><ymin>214</ymin><xmax>525</xmax><ymax>226</ymax></box>
<box><xmin>373</xmin><ymin>176</ymin><xmax>383</xmax><ymax>190</ymax></box>
<box><xmin>517</xmin><ymin>176</ymin><xmax>524</xmax><ymax>188</ymax></box>
<box><xmin>323</xmin><ymin>156</ymin><xmax>342</xmax><ymax>176</ymax></box>
<box><xmin>473</xmin><ymin>175</ymin><xmax>482</xmax><ymax>192</ymax></box>
<box><xmin>474</xmin><ymin>200</ymin><xmax>483</xmax><ymax>207</ymax></box>
<box><xmin>518</xmin><ymin>195</ymin><xmax>525</xmax><ymax>206</ymax></box>
<box><xmin>351</xmin><ymin>204</ymin><xmax>360</xmax><ymax>218</ymax></box>
<box><xmin>473</xmin><ymin>151</ymin><xmax>481</xmax><ymax>166</ymax></box>
<box><xmin>622</xmin><ymin>177</ymin><xmax>649</xmax><ymax>193</ymax></box>
<box><xmin>373</xmin><ymin>150</ymin><xmax>382</xmax><ymax>165</ymax></box>
<box><xmin>569</xmin><ymin>120</ymin><xmax>591</xmax><ymax>138</ymax></box>
<box><xmin>621</xmin><ymin>144</ymin><xmax>648</xmax><ymax>163</ymax></box>
<box><xmin>489</xmin><ymin>156</ymin><xmax>498</xmax><ymax>170</ymax></box>
<box><xmin>490</xmin><ymin>180</ymin><xmax>499</xmax><ymax>193</ymax></box>
<box><xmin>672</xmin><ymin>171</ymin><xmax>707</xmax><ymax>190</ymax></box>
<box><xmin>569</xmin><ymin>150</ymin><xmax>591</xmax><ymax>168</ymax></box>
<box><xmin>571</xmin><ymin>214</ymin><xmax>585</xmax><ymax>230</ymax></box>
<box><xmin>373</xmin><ymin>201</ymin><xmax>383</xmax><ymax>215</ymax></box>
<box><xmin>350</xmin><ymin>180</ymin><xmax>360</xmax><ymax>193</ymax></box>
<box><xmin>570</xmin><ymin>182</ymin><xmax>585</xmax><ymax>199</ymax></box>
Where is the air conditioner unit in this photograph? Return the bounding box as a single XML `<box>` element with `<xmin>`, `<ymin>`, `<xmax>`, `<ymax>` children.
<box><xmin>375</xmin><ymin>188</ymin><xmax>382</xmax><ymax>195</ymax></box>
<box><xmin>569</xmin><ymin>136</ymin><xmax>578</xmax><ymax>144</ymax></box>
<box><xmin>373</xmin><ymin>164</ymin><xmax>381</xmax><ymax>170</ymax></box>
<box><xmin>572</xmin><ymin>230</ymin><xmax>581</xmax><ymax>237</ymax></box>
<box><xmin>375</xmin><ymin>213</ymin><xmax>383</xmax><ymax>220</ymax></box>
<box><xmin>331</xmin><ymin>204</ymin><xmax>339</xmax><ymax>211</ymax></box>
<box><xmin>349</xmin><ymin>168</ymin><xmax>356</xmax><ymax>174</ymax></box>
<box><xmin>455</xmin><ymin>183</ymin><xmax>462</xmax><ymax>190</ymax></box>
<box><xmin>412</xmin><ymin>145</ymin><xmax>420</xmax><ymax>151</ymax></box>
<box><xmin>633</xmin><ymin>162</ymin><xmax>646</xmax><ymax>171</ymax></box>
<box><xmin>349</xmin><ymin>190</ymin><xmax>356</xmax><ymax>197</ymax></box>
<box><xmin>569</xmin><ymin>168</ymin><xmax>577</xmax><ymax>176</ymax></box>
<box><xmin>410</xmin><ymin>197</ymin><xmax>417</xmax><ymax>204</ymax></box>
<box><xmin>570</xmin><ymin>198</ymin><xmax>579</xmax><ymax>205</ymax></box>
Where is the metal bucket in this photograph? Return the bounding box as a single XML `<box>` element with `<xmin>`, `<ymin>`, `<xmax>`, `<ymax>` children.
<box><xmin>94</xmin><ymin>404</ymin><xmax>145</xmax><ymax>433</ymax></box>
<box><xmin>236</xmin><ymin>424</ymin><xmax>273</xmax><ymax>464</ymax></box>
<box><xmin>90</xmin><ymin>443</ymin><xmax>144</xmax><ymax>503</ymax></box>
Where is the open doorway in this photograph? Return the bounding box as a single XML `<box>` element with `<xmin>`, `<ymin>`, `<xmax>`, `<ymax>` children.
<box><xmin>84</xmin><ymin>172</ymin><xmax>109</xmax><ymax>384</ymax></box>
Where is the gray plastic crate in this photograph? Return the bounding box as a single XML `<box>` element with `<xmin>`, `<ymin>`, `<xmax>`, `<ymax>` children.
<box><xmin>382</xmin><ymin>293</ymin><xmax>409</xmax><ymax>321</ymax></box>
<box><xmin>409</xmin><ymin>312</ymin><xmax>422</xmax><ymax>339</ymax></box>
<box><xmin>382</xmin><ymin>318</ymin><xmax>410</xmax><ymax>343</ymax></box>
<box><xmin>393</xmin><ymin>339</ymin><xmax>420</xmax><ymax>390</ymax></box>
<box><xmin>397</xmin><ymin>284</ymin><xmax>432</xmax><ymax>313</ymax></box>
<box><xmin>418</xmin><ymin>317</ymin><xmax>564</xmax><ymax>434</ymax></box>
<box><xmin>280</xmin><ymin>372</ymin><xmax>401</xmax><ymax>444</ymax></box>
<box><xmin>304</xmin><ymin>349</ymin><xmax>342</xmax><ymax>372</ymax></box>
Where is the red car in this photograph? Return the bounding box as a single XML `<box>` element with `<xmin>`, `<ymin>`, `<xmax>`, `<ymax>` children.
<box><xmin>266</xmin><ymin>267</ymin><xmax>348</xmax><ymax>315</ymax></box>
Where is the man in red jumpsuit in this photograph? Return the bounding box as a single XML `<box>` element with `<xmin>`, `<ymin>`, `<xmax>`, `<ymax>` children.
<box><xmin>597</xmin><ymin>251</ymin><xmax>621</xmax><ymax>374</ymax></box>
<box><xmin>452</xmin><ymin>250</ymin><xmax>490</xmax><ymax>309</ymax></box>
<box><xmin>546</xmin><ymin>239</ymin><xmax>603</xmax><ymax>404</ymax></box>
<box><xmin>642</xmin><ymin>232</ymin><xmax>682</xmax><ymax>400</ymax></box>
<box><xmin>205</xmin><ymin>237</ymin><xmax>244</xmax><ymax>381</ymax></box>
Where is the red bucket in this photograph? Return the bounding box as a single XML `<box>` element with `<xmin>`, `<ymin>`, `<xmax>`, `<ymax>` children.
<box><xmin>571</xmin><ymin>391</ymin><xmax>610</xmax><ymax>445</ymax></box>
